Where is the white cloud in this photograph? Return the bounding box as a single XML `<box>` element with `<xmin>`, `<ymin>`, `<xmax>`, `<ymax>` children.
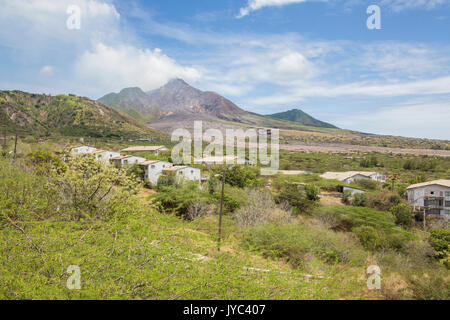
<box><xmin>75</xmin><ymin>43</ymin><xmax>201</xmax><ymax>95</ymax></box>
<box><xmin>380</xmin><ymin>0</ymin><xmax>449</xmax><ymax>12</ymax></box>
<box><xmin>247</xmin><ymin>75</ymin><xmax>450</xmax><ymax>106</ymax></box>
<box><xmin>40</xmin><ymin>65</ymin><xmax>54</xmax><ymax>76</ymax></box>
<box><xmin>237</xmin><ymin>0</ymin><xmax>307</xmax><ymax>18</ymax></box>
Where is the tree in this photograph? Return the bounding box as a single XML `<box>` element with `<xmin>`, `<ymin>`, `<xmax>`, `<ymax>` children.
<box><xmin>390</xmin><ymin>204</ymin><xmax>415</xmax><ymax>229</ymax></box>
<box><xmin>48</xmin><ymin>154</ymin><xmax>140</xmax><ymax>220</ymax></box>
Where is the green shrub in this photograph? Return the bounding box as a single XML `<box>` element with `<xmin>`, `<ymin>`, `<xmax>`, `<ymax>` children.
<box><xmin>428</xmin><ymin>228</ymin><xmax>450</xmax><ymax>268</ymax></box>
<box><xmin>368</xmin><ymin>191</ymin><xmax>402</xmax><ymax>211</ymax></box>
<box><xmin>242</xmin><ymin>223</ymin><xmax>366</xmax><ymax>269</ymax></box>
<box><xmin>352</xmin><ymin>193</ymin><xmax>368</xmax><ymax>207</ymax></box>
<box><xmin>153</xmin><ymin>182</ymin><xmax>211</xmax><ymax>217</ymax></box>
<box><xmin>220</xmin><ymin>165</ymin><xmax>260</xmax><ymax>189</ymax></box>
<box><xmin>390</xmin><ymin>204</ymin><xmax>415</xmax><ymax>229</ymax></box>
<box><xmin>275</xmin><ymin>184</ymin><xmax>317</xmax><ymax>215</ymax></box>
<box><xmin>342</xmin><ymin>190</ymin><xmax>352</xmax><ymax>205</ymax></box>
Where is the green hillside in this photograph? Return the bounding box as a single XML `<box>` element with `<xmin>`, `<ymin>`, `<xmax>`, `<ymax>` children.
<box><xmin>266</xmin><ymin>109</ymin><xmax>337</xmax><ymax>129</ymax></box>
<box><xmin>0</xmin><ymin>90</ymin><xmax>166</xmax><ymax>140</ymax></box>
<box><xmin>98</xmin><ymin>87</ymin><xmax>163</xmax><ymax>124</ymax></box>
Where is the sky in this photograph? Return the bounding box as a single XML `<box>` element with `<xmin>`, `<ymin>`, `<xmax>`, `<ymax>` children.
<box><xmin>0</xmin><ymin>0</ymin><xmax>449</xmax><ymax>139</ymax></box>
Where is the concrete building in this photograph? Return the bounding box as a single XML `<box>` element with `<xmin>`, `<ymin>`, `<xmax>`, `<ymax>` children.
<box><xmin>162</xmin><ymin>166</ymin><xmax>201</xmax><ymax>183</ymax></box>
<box><xmin>92</xmin><ymin>150</ymin><xmax>121</xmax><ymax>164</ymax></box>
<box><xmin>120</xmin><ymin>146</ymin><xmax>169</xmax><ymax>155</ymax></box>
<box><xmin>407</xmin><ymin>180</ymin><xmax>450</xmax><ymax>219</ymax></box>
<box><xmin>110</xmin><ymin>155</ymin><xmax>147</xmax><ymax>168</ymax></box>
<box><xmin>69</xmin><ymin>146</ymin><xmax>97</xmax><ymax>156</ymax></box>
<box><xmin>320</xmin><ymin>171</ymin><xmax>386</xmax><ymax>184</ymax></box>
<box><xmin>139</xmin><ymin>160</ymin><xmax>173</xmax><ymax>185</ymax></box>
<box><xmin>194</xmin><ymin>155</ymin><xmax>253</xmax><ymax>166</ymax></box>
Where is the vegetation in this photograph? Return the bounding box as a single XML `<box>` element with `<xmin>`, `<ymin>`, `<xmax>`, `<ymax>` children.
<box><xmin>0</xmin><ymin>138</ymin><xmax>449</xmax><ymax>300</ymax></box>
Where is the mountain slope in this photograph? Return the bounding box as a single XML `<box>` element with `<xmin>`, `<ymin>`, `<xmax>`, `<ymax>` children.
<box><xmin>99</xmin><ymin>79</ymin><xmax>249</xmax><ymax>124</ymax></box>
<box><xmin>266</xmin><ymin>109</ymin><xmax>337</xmax><ymax>129</ymax></box>
<box><xmin>98</xmin><ymin>87</ymin><xmax>163</xmax><ymax>123</ymax></box>
<box><xmin>0</xmin><ymin>90</ymin><xmax>165</xmax><ymax>139</ymax></box>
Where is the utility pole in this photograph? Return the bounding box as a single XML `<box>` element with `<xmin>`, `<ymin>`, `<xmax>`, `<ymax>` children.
<box><xmin>218</xmin><ymin>166</ymin><xmax>226</xmax><ymax>251</ymax></box>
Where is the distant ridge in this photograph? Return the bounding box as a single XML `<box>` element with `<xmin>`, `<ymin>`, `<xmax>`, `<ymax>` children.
<box><xmin>266</xmin><ymin>109</ymin><xmax>337</xmax><ymax>129</ymax></box>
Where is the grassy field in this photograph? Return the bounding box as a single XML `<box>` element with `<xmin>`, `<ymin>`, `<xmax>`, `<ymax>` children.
<box><xmin>0</xmin><ymin>139</ymin><xmax>449</xmax><ymax>300</ymax></box>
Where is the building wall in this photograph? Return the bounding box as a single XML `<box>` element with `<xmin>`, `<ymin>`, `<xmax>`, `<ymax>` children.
<box><xmin>70</xmin><ymin>146</ymin><xmax>97</xmax><ymax>155</ymax></box>
<box><xmin>95</xmin><ymin>151</ymin><xmax>120</xmax><ymax>163</ymax></box>
<box><xmin>145</xmin><ymin>161</ymin><xmax>173</xmax><ymax>185</ymax></box>
<box><xmin>408</xmin><ymin>185</ymin><xmax>450</xmax><ymax>218</ymax></box>
<box><xmin>176</xmin><ymin>167</ymin><xmax>201</xmax><ymax>182</ymax></box>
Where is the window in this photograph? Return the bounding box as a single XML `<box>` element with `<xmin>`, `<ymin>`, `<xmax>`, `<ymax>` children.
<box><xmin>151</xmin><ymin>165</ymin><xmax>155</xmax><ymax>169</ymax></box>
<box><xmin>446</xmin><ymin>192</ymin><xmax>450</xmax><ymax>197</ymax></box>
<box><xmin>191</xmin><ymin>170</ymin><xmax>194</xmax><ymax>174</ymax></box>
<box><xmin>445</xmin><ymin>201</ymin><xmax>450</xmax><ymax>208</ymax></box>
<box><xmin>430</xmin><ymin>191</ymin><xmax>435</xmax><ymax>195</ymax></box>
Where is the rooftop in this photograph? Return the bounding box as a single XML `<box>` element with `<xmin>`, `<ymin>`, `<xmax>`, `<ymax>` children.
<box><xmin>320</xmin><ymin>171</ymin><xmax>378</xmax><ymax>181</ymax></box>
<box><xmin>407</xmin><ymin>180</ymin><xmax>450</xmax><ymax>190</ymax></box>
<box><xmin>121</xmin><ymin>146</ymin><xmax>167</xmax><ymax>152</ymax></box>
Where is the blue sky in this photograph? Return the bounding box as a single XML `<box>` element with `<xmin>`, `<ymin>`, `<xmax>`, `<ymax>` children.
<box><xmin>0</xmin><ymin>0</ymin><xmax>449</xmax><ymax>139</ymax></box>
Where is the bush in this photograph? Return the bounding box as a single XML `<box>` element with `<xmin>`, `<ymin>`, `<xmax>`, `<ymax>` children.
<box><xmin>368</xmin><ymin>191</ymin><xmax>402</xmax><ymax>211</ymax></box>
<box><xmin>316</xmin><ymin>205</ymin><xmax>415</xmax><ymax>251</ymax></box>
<box><xmin>354</xmin><ymin>179</ymin><xmax>379</xmax><ymax>191</ymax></box>
<box><xmin>428</xmin><ymin>228</ymin><xmax>450</xmax><ymax>268</ymax></box>
<box><xmin>153</xmin><ymin>182</ymin><xmax>211</xmax><ymax>218</ymax></box>
<box><xmin>390</xmin><ymin>204</ymin><xmax>415</xmax><ymax>229</ymax></box>
<box><xmin>156</xmin><ymin>174</ymin><xmax>175</xmax><ymax>190</ymax></box>
<box><xmin>213</xmin><ymin>185</ymin><xmax>249</xmax><ymax>213</ymax></box>
<box><xmin>47</xmin><ymin>155</ymin><xmax>140</xmax><ymax>220</ymax></box>
<box><xmin>352</xmin><ymin>193</ymin><xmax>368</xmax><ymax>207</ymax></box>
<box><xmin>25</xmin><ymin>150</ymin><xmax>66</xmax><ymax>175</ymax></box>
<box><xmin>342</xmin><ymin>190</ymin><xmax>352</xmax><ymax>205</ymax></box>
<box><xmin>275</xmin><ymin>184</ymin><xmax>318</xmax><ymax>215</ymax></box>
<box><xmin>242</xmin><ymin>223</ymin><xmax>367</xmax><ymax>269</ymax></box>
<box><xmin>234</xmin><ymin>189</ymin><xmax>292</xmax><ymax>227</ymax></box>
<box><xmin>221</xmin><ymin>165</ymin><xmax>260</xmax><ymax>189</ymax></box>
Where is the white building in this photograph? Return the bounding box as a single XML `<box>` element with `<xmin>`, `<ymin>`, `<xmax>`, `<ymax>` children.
<box><xmin>320</xmin><ymin>171</ymin><xmax>386</xmax><ymax>184</ymax></box>
<box><xmin>139</xmin><ymin>160</ymin><xmax>173</xmax><ymax>185</ymax></box>
<box><xmin>120</xmin><ymin>146</ymin><xmax>169</xmax><ymax>155</ymax></box>
<box><xmin>92</xmin><ymin>150</ymin><xmax>121</xmax><ymax>164</ymax></box>
<box><xmin>194</xmin><ymin>155</ymin><xmax>253</xmax><ymax>166</ymax></box>
<box><xmin>407</xmin><ymin>180</ymin><xmax>450</xmax><ymax>219</ymax></box>
<box><xmin>162</xmin><ymin>166</ymin><xmax>201</xmax><ymax>183</ymax></box>
<box><xmin>110</xmin><ymin>155</ymin><xmax>147</xmax><ymax>168</ymax></box>
<box><xmin>69</xmin><ymin>146</ymin><xmax>97</xmax><ymax>156</ymax></box>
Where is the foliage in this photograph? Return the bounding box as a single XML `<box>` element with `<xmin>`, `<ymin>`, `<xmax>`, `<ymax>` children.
<box><xmin>156</xmin><ymin>174</ymin><xmax>176</xmax><ymax>190</ymax></box>
<box><xmin>241</xmin><ymin>223</ymin><xmax>367</xmax><ymax>269</ymax></box>
<box><xmin>368</xmin><ymin>191</ymin><xmax>402</xmax><ymax>211</ymax></box>
<box><xmin>428</xmin><ymin>228</ymin><xmax>450</xmax><ymax>268</ymax></box>
<box><xmin>352</xmin><ymin>193</ymin><xmax>368</xmax><ymax>207</ymax></box>
<box><xmin>316</xmin><ymin>205</ymin><xmax>415</xmax><ymax>251</ymax></box>
<box><xmin>221</xmin><ymin>165</ymin><xmax>260</xmax><ymax>189</ymax></box>
<box><xmin>234</xmin><ymin>189</ymin><xmax>292</xmax><ymax>227</ymax></box>
<box><xmin>342</xmin><ymin>190</ymin><xmax>352</xmax><ymax>205</ymax></box>
<box><xmin>153</xmin><ymin>182</ymin><xmax>212</xmax><ymax>217</ymax></box>
<box><xmin>390</xmin><ymin>204</ymin><xmax>415</xmax><ymax>229</ymax></box>
<box><xmin>47</xmin><ymin>155</ymin><xmax>141</xmax><ymax>220</ymax></box>
<box><xmin>25</xmin><ymin>150</ymin><xmax>66</xmax><ymax>175</ymax></box>
<box><xmin>274</xmin><ymin>184</ymin><xmax>318</xmax><ymax>215</ymax></box>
